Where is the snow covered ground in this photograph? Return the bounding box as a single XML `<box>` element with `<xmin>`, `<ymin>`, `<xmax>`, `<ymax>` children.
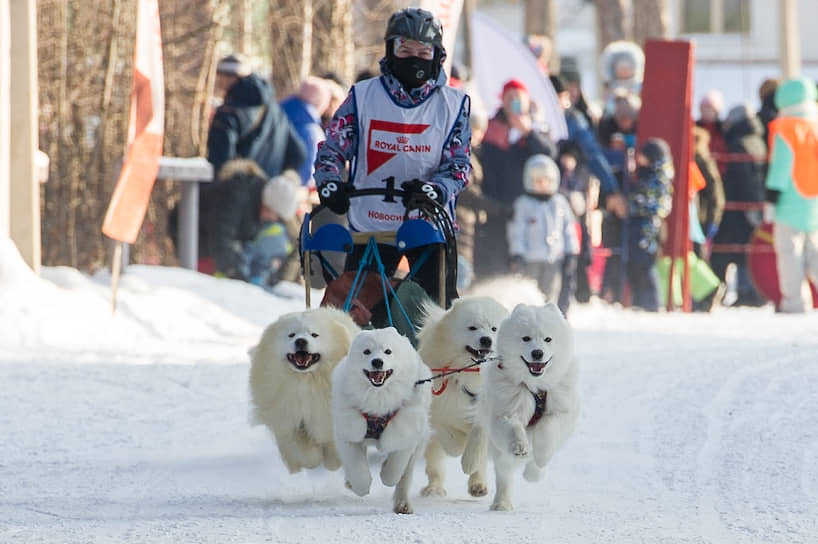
<box><xmin>2</xmin><ymin>237</ymin><xmax>817</xmax><ymax>543</ymax></box>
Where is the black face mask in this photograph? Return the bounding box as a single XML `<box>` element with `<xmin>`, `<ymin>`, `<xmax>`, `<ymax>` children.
<box><xmin>390</xmin><ymin>56</ymin><xmax>434</xmax><ymax>90</ymax></box>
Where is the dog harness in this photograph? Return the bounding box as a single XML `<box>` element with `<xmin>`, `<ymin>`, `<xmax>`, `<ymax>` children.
<box><xmin>428</xmin><ymin>365</ymin><xmax>481</xmax><ymax>396</ymax></box>
<box><xmin>361</xmin><ymin>410</ymin><xmax>399</xmax><ymax>440</ymax></box>
<box><xmin>527</xmin><ymin>390</ymin><xmax>548</xmax><ymax>428</ymax></box>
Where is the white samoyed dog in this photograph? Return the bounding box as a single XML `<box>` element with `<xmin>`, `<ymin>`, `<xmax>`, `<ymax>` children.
<box><xmin>462</xmin><ymin>303</ymin><xmax>579</xmax><ymax>511</ymax></box>
<box><xmin>331</xmin><ymin>327</ymin><xmax>432</xmax><ymax>514</ymax></box>
<box><xmin>416</xmin><ymin>297</ymin><xmax>509</xmax><ymax>498</ymax></box>
<box><xmin>249</xmin><ymin>307</ymin><xmax>360</xmax><ymax>474</ymax></box>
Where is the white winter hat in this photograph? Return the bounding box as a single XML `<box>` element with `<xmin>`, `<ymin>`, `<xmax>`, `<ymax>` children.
<box><xmin>216</xmin><ymin>53</ymin><xmax>251</xmax><ymax>77</ymax></box>
<box><xmin>262</xmin><ymin>171</ymin><xmax>300</xmax><ymax>220</ymax></box>
<box><xmin>523</xmin><ymin>154</ymin><xmax>560</xmax><ymax>195</ymax></box>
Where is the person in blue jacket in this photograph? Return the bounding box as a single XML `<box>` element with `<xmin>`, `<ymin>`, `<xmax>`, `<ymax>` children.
<box><xmin>550</xmin><ymin>74</ymin><xmax>626</xmax><ymax>218</ymax></box>
<box><xmin>280</xmin><ymin>76</ymin><xmax>332</xmax><ymax>186</ymax></box>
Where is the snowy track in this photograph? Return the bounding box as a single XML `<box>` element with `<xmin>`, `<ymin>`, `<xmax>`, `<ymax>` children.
<box><xmin>2</xmin><ymin>256</ymin><xmax>818</xmax><ymax>543</ymax></box>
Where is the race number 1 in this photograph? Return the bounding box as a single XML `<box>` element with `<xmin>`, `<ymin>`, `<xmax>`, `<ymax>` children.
<box><xmin>381</xmin><ymin>175</ymin><xmax>396</xmax><ymax>202</ymax></box>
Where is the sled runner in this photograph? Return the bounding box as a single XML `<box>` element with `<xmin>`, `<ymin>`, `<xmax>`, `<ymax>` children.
<box><xmin>300</xmin><ymin>186</ymin><xmax>458</xmax><ymax>345</ymax></box>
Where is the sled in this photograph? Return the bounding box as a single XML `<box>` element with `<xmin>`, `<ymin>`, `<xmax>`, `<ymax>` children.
<box><xmin>747</xmin><ymin>222</ymin><xmax>818</xmax><ymax>308</ymax></box>
<box><xmin>300</xmin><ymin>187</ymin><xmax>458</xmax><ymax>345</ymax></box>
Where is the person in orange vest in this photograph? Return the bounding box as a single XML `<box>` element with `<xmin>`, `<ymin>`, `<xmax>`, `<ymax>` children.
<box><xmin>764</xmin><ymin>77</ymin><xmax>818</xmax><ymax>313</ymax></box>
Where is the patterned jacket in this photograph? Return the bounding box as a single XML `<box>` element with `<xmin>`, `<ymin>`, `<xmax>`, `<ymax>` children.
<box><xmin>627</xmin><ymin>165</ymin><xmax>673</xmax><ymax>262</ymax></box>
<box><xmin>314</xmin><ymin>58</ymin><xmax>471</xmax><ymax>201</ymax></box>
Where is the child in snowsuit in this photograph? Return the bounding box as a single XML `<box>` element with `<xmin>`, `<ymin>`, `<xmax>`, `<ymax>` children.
<box><xmin>626</xmin><ymin>138</ymin><xmax>674</xmax><ymax>311</ymax></box>
<box><xmin>243</xmin><ymin>174</ymin><xmax>300</xmax><ymax>288</ymax></box>
<box><xmin>507</xmin><ymin>154</ymin><xmax>580</xmax><ymax>314</ymax></box>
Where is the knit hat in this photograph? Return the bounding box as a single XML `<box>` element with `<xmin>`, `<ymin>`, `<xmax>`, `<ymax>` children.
<box><xmin>216</xmin><ymin>54</ymin><xmax>251</xmax><ymax>77</ymax></box>
<box><xmin>560</xmin><ymin>56</ymin><xmax>582</xmax><ymax>84</ymax></box>
<box><xmin>700</xmin><ymin>89</ymin><xmax>725</xmax><ymax>114</ymax></box>
<box><xmin>502</xmin><ymin>78</ymin><xmax>529</xmax><ymax>96</ymax></box>
<box><xmin>758</xmin><ymin>78</ymin><xmax>780</xmax><ymax>102</ymax></box>
<box><xmin>639</xmin><ymin>138</ymin><xmax>672</xmax><ymax>168</ymax></box>
<box><xmin>723</xmin><ymin>103</ymin><xmax>754</xmax><ymax>133</ymax></box>
<box><xmin>262</xmin><ymin>172</ymin><xmax>300</xmax><ymax>221</ymax></box>
<box><xmin>523</xmin><ymin>154</ymin><xmax>560</xmax><ymax>195</ymax></box>
<box><xmin>774</xmin><ymin>77</ymin><xmax>818</xmax><ymax>110</ymax></box>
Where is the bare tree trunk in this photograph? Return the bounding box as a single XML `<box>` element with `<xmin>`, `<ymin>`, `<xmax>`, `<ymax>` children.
<box><xmin>524</xmin><ymin>0</ymin><xmax>558</xmax><ymax>72</ymax></box>
<box><xmin>236</xmin><ymin>0</ymin><xmax>249</xmax><ymax>54</ymax></box>
<box><xmin>632</xmin><ymin>0</ymin><xmax>669</xmax><ymax>46</ymax></box>
<box><xmin>335</xmin><ymin>0</ymin><xmax>355</xmax><ymax>85</ymax></box>
<box><xmin>352</xmin><ymin>0</ymin><xmax>397</xmax><ymax>78</ymax></box>
<box><xmin>301</xmin><ymin>0</ymin><xmax>313</xmax><ymax>81</ymax></box>
<box><xmin>190</xmin><ymin>6</ymin><xmax>228</xmax><ymax>156</ymax></box>
<box><xmin>34</xmin><ymin>0</ymin><xmax>356</xmax><ymax>269</ymax></box>
<box><xmin>269</xmin><ymin>0</ymin><xmax>305</xmax><ymax>95</ymax></box>
<box><xmin>311</xmin><ymin>0</ymin><xmax>354</xmax><ymax>84</ymax></box>
<box><xmin>596</xmin><ymin>0</ymin><xmax>630</xmax><ymax>52</ymax></box>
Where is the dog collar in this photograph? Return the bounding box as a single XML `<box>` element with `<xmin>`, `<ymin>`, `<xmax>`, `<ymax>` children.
<box><xmin>361</xmin><ymin>410</ymin><xmax>399</xmax><ymax>440</ymax></box>
<box><xmin>527</xmin><ymin>390</ymin><xmax>548</xmax><ymax>428</ymax></box>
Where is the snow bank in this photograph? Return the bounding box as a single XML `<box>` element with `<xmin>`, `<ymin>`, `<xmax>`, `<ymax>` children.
<box><xmin>1</xmin><ymin>254</ymin><xmax>313</xmax><ymax>363</ymax></box>
<box><xmin>0</xmin><ymin>236</ymin><xmax>45</xmax><ymax>292</ymax></box>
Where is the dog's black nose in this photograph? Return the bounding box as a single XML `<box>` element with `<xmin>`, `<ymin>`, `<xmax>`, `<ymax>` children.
<box><xmin>371</xmin><ymin>358</ymin><xmax>384</xmax><ymax>369</ymax></box>
<box><xmin>531</xmin><ymin>349</ymin><xmax>543</xmax><ymax>361</ymax></box>
<box><xmin>479</xmin><ymin>336</ymin><xmax>492</xmax><ymax>348</ymax></box>
<box><xmin>294</xmin><ymin>337</ymin><xmax>308</xmax><ymax>351</ymax></box>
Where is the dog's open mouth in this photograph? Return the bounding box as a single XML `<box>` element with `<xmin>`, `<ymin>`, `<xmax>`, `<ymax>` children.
<box><xmin>286</xmin><ymin>351</ymin><xmax>321</xmax><ymax>370</ymax></box>
<box><xmin>466</xmin><ymin>346</ymin><xmax>492</xmax><ymax>359</ymax></box>
<box><xmin>521</xmin><ymin>356</ymin><xmax>552</xmax><ymax>376</ymax></box>
<box><xmin>363</xmin><ymin>368</ymin><xmax>394</xmax><ymax>387</ymax></box>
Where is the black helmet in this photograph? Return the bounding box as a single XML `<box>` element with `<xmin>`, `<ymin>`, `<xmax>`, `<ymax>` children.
<box><xmin>385</xmin><ymin>8</ymin><xmax>444</xmax><ymax>51</ymax></box>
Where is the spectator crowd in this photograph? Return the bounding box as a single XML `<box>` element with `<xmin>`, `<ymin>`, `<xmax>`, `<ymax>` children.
<box><xmin>185</xmin><ymin>28</ymin><xmax>818</xmax><ymax>314</ymax></box>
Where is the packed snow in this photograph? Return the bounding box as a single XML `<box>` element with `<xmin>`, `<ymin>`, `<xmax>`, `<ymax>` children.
<box><xmin>2</xmin><ymin>236</ymin><xmax>817</xmax><ymax>543</ymax></box>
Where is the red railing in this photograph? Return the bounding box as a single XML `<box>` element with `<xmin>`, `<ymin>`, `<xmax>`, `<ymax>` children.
<box><xmin>707</xmin><ymin>151</ymin><xmax>772</xmax><ymax>255</ymax></box>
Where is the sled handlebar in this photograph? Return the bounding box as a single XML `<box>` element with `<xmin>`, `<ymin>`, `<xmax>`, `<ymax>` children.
<box><xmin>310</xmin><ymin>186</ymin><xmax>449</xmax><ymax>217</ymax></box>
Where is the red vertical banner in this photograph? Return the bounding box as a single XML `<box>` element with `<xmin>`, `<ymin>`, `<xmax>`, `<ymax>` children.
<box><xmin>101</xmin><ymin>0</ymin><xmax>164</xmax><ymax>244</ymax></box>
<box><xmin>637</xmin><ymin>40</ymin><xmax>694</xmax><ymax>311</ymax></box>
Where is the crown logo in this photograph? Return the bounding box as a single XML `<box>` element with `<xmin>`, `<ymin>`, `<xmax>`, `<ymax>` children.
<box><xmin>396</xmin><ymin>136</ymin><xmax>409</xmax><ymax>144</ymax></box>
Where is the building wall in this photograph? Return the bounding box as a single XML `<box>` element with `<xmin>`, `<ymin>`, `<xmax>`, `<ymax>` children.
<box><xmin>669</xmin><ymin>0</ymin><xmax>818</xmax><ymax>112</ymax></box>
<box><xmin>669</xmin><ymin>0</ymin><xmax>818</xmax><ymax>63</ymax></box>
<box><xmin>476</xmin><ymin>0</ymin><xmax>818</xmax><ymax>115</ymax></box>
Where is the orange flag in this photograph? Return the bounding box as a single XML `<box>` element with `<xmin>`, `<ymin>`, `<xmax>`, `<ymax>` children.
<box><xmin>102</xmin><ymin>0</ymin><xmax>164</xmax><ymax>244</ymax></box>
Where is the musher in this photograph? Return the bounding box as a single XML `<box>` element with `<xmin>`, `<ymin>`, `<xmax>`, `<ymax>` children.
<box><xmin>313</xmin><ymin>7</ymin><xmax>471</xmax><ymax>307</ymax></box>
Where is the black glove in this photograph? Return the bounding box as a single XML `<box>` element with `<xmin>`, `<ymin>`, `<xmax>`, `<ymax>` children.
<box><xmin>401</xmin><ymin>180</ymin><xmax>446</xmax><ymax>208</ymax></box>
<box><xmin>318</xmin><ymin>181</ymin><xmax>352</xmax><ymax>214</ymax></box>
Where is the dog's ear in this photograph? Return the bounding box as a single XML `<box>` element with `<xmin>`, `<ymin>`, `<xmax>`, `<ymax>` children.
<box><xmin>542</xmin><ymin>302</ymin><xmax>565</xmax><ymax>319</ymax></box>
